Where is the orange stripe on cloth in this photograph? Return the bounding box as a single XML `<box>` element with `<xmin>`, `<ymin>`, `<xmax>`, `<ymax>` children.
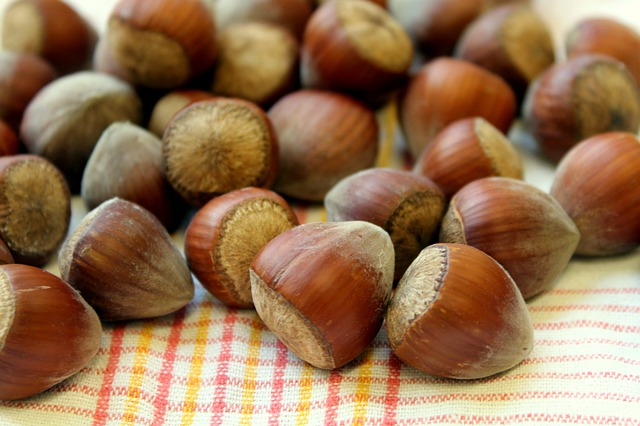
<box><xmin>239</xmin><ymin>315</ymin><xmax>265</xmax><ymax>425</ymax></box>
<box><xmin>121</xmin><ymin>321</ymin><xmax>155</xmax><ymax>425</ymax></box>
<box><xmin>295</xmin><ymin>363</ymin><xmax>316</xmax><ymax>425</ymax></box>
<box><xmin>180</xmin><ymin>303</ymin><xmax>213</xmax><ymax>425</ymax></box>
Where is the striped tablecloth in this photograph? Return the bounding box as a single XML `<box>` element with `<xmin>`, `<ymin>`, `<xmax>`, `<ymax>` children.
<box><xmin>1</xmin><ymin>100</ymin><xmax>639</xmax><ymax>426</ymax></box>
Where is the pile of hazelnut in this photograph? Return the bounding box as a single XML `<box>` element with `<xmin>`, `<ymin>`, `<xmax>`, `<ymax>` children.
<box><xmin>0</xmin><ymin>0</ymin><xmax>639</xmax><ymax>402</ymax></box>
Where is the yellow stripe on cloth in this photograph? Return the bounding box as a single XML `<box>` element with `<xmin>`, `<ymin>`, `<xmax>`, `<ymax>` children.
<box><xmin>353</xmin><ymin>350</ymin><xmax>374</xmax><ymax>424</ymax></box>
<box><xmin>240</xmin><ymin>316</ymin><xmax>265</xmax><ymax>425</ymax></box>
<box><xmin>180</xmin><ymin>305</ymin><xmax>212</xmax><ymax>425</ymax></box>
<box><xmin>295</xmin><ymin>363</ymin><xmax>316</xmax><ymax>425</ymax></box>
<box><xmin>121</xmin><ymin>322</ymin><xmax>154</xmax><ymax>426</ymax></box>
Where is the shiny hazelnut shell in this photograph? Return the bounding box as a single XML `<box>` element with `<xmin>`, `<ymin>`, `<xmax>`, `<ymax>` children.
<box><xmin>399</xmin><ymin>57</ymin><xmax>517</xmax><ymax>160</ymax></box>
<box><xmin>58</xmin><ymin>198</ymin><xmax>194</xmax><ymax>321</ymax></box>
<box><xmin>0</xmin><ymin>264</ymin><xmax>102</xmax><ymax>400</ymax></box>
<box><xmin>440</xmin><ymin>177</ymin><xmax>580</xmax><ymax>299</ymax></box>
<box><xmin>386</xmin><ymin>243</ymin><xmax>534</xmax><ymax>379</ymax></box>
<box><xmin>250</xmin><ymin>221</ymin><xmax>395</xmax><ymax>369</ymax></box>
<box><xmin>324</xmin><ymin>167</ymin><xmax>445</xmax><ymax>280</ymax></box>
<box><xmin>550</xmin><ymin>132</ymin><xmax>640</xmax><ymax>256</ymax></box>
<box><xmin>185</xmin><ymin>187</ymin><xmax>299</xmax><ymax>308</ymax></box>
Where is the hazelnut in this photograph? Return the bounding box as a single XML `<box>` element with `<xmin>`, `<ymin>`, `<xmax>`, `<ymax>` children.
<box><xmin>162</xmin><ymin>98</ymin><xmax>279</xmax><ymax>206</ymax></box>
<box><xmin>388</xmin><ymin>0</ymin><xmax>484</xmax><ymax>59</ymax></box>
<box><xmin>104</xmin><ymin>0</ymin><xmax>217</xmax><ymax>89</ymax></box>
<box><xmin>440</xmin><ymin>177</ymin><xmax>580</xmax><ymax>299</ymax></box>
<box><xmin>301</xmin><ymin>0</ymin><xmax>413</xmax><ymax>104</ymax></box>
<box><xmin>250</xmin><ymin>221</ymin><xmax>394</xmax><ymax>369</ymax></box>
<box><xmin>386</xmin><ymin>243</ymin><xmax>534</xmax><ymax>379</ymax></box>
<box><xmin>566</xmin><ymin>17</ymin><xmax>640</xmax><ymax>86</ymax></box>
<box><xmin>550</xmin><ymin>132</ymin><xmax>640</xmax><ymax>257</ymax></box>
<box><xmin>0</xmin><ymin>238</ymin><xmax>15</xmax><ymax>265</ymax></box>
<box><xmin>212</xmin><ymin>22</ymin><xmax>300</xmax><ymax>107</ymax></box>
<box><xmin>324</xmin><ymin>167</ymin><xmax>445</xmax><ymax>280</ymax></box>
<box><xmin>268</xmin><ymin>89</ymin><xmax>379</xmax><ymax>202</ymax></box>
<box><xmin>0</xmin><ymin>50</ymin><xmax>57</xmax><ymax>130</ymax></box>
<box><xmin>19</xmin><ymin>71</ymin><xmax>143</xmax><ymax>191</ymax></box>
<box><xmin>215</xmin><ymin>0</ymin><xmax>314</xmax><ymax>39</ymax></box>
<box><xmin>148</xmin><ymin>89</ymin><xmax>216</xmax><ymax>137</ymax></box>
<box><xmin>1</xmin><ymin>0</ymin><xmax>97</xmax><ymax>74</ymax></box>
<box><xmin>413</xmin><ymin>117</ymin><xmax>523</xmax><ymax>199</ymax></box>
<box><xmin>398</xmin><ymin>57</ymin><xmax>517</xmax><ymax>160</ymax></box>
<box><xmin>58</xmin><ymin>198</ymin><xmax>194</xmax><ymax>321</ymax></box>
<box><xmin>0</xmin><ymin>263</ymin><xmax>102</xmax><ymax>400</ymax></box>
<box><xmin>0</xmin><ymin>120</ymin><xmax>19</xmax><ymax>157</ymax></box>
<box><xmin>454</xmin><ymin>4</ymin><xmax>555</xmax><ymax>103</ymax></box>
<box><xmin>522</xmin><ymin>54</ymin><xmax>640</xmax><ymax>163</ymax></box>
<box><xmin>0</xmin><ymin>155</ymin><xmax>70</xmax><ymax>266</ymax></box>
<box><xmin>81</xmin><ymin>122</ymin><xmax>188</xmax><ymax>232</ymax></box>
<box><xmin>185</xmin><ymin>187</ymin><xmax>299</xmax><ymax>308</ymax></box>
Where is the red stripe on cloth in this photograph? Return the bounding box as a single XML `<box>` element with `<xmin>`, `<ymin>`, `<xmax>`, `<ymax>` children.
<box><xmin>92</xmin><ymin>323</ymin><xmax>126</xmax><ymax>426</ymax></box>
<box><xmin>382</xmin><ymin>353</ymin><xmax>402</xmax><ymax>425</ymax></box>
<box><xmin>545</xmin><ymin>287</ymin><xmax>640</xmax><ymax>296</ymax></box>
<box><xmin>209</xmin><ymin>309</ymin><xmax>239</xmax><ymax>425</ymax></box>
<box><xmin>151</xmin><ymin>309</ymin><xmax>186</xmax><ymax>426</ymax></box>
<box><xmin>399</xmin><ymin>413</ymin><xmax>639</xmax><ymax>425</ymax></box>
<box><xmin>324</xmin><ymin>369</ymin><xmax>344</xmax><ymax>426</ymax></box>
<box><xmin>267</xmin><ymin>340</ymin><xmax>290</xmax><ymax>425</ymax></box>
<box><xmin>529</xmin><ymin>304</ymin><xmax>640</xmax><ymax>313</ymax></box>
<box><xmin>533</xmin><ymin>320</ymin><xmax>640</xmax><ymax>333</ymax></box>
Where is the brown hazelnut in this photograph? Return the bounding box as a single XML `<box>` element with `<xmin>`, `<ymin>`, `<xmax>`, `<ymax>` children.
<box><xmin>439</xmin><ymin>177</ymin><xmax>580</xmax><ymax>299</ymax></box>
<box><xmin>185</xmin><ymin>187</ymin><xmax>299</xmax><ymax>308</ymax></box>
<box><xmin>550</xmin><ymin>132</ymin><xmax>640</xmax><ymax>256</ymax></box>
<box><xmin>566</xmin><ymin>17</ymin><xmax>640</xmax><ymax>87</ymax></box>
<box><xmin>413</xmin><ymin>117</ymin><xmax>523</xmax><ymax>198</ymax></box>
<box><xmin>301</xmin><ymin>0</ymin><xmax>413</xmax><ymax>104</ymax></box>
<box><xmin>0</xmin><ymin>155</ymin><xmax>70</xmax><ymax>266</ymax></box>
<box><xmin>81</xmin><ymin>122</ymin><xmax>188</xmax><ymax>232</ymax></box>
<box><xmin>19</xmin><ymin>71</ymin><xmax>143</xmax><ymax>191</ymax></box>
<box><xmin>148</xmin><ymin>89</ymin><xmax>216</xmax><ymax>137</ymax></box>
<box><xmin>212</xmin><ymin>22</ymin><xmax>300</xmax><ymax>107</ymax></box>
<box><xmin>162</xmin><ymin>98</ymin><xmax>279</xmax><ymax>206</ymax></box>
<box><xmin>0</xmin><ymin>50</ymin><xmax>57</xmax><ymax>130</ymax></box>
<box><xmin>522</xmin><ymin>53</ymin><xmax>640</xmax><ymax>163</ymax></box>
<box><xmin>268</xmin><ymin>89</ymin><xmax>379</xmax><ymax>202</ymax></box>
<box><xmin>250</xmin><ymin>221</ymin><xmax>394</xmax><ymax>369</ymax></box>
<box><xmin>58</xmin><ymin>198</ymin><xmax>194</xmax><ymax>321</ymax></box>
<box><xmin>104</xmin><ymin>0</ymin><xmax>217</xmax><ymax>89</ymax></box>
<box><xmin>0</xmin><ymin>120</ymin><xmax>19</xmax><ymax>157</ymax></box>
<box><xmin>454</xmin><ymin>4</ymin><xmax>555</xmax><ymax>102</ymax></box>
<box><xmin>0</xmin><ymin>264</ymin><xmax>102</xmax><ymax>400</ymax></box>
<box><xmin>324</xmin><ymin>167</ymin><xmax>445</xmax><ymax>280</ymax></box>
<box><xmin>398</xmin><ymin>57</ymin><xmax>517</xmax><ymax>160</ymax></box>
<box><xmin>386</xmin><ymin>243</ymin><xmax>534</xmax><ymax>379</ymax></box>
<box><xmin>1</xmin><ymin>0</ymin><xmax>97</xmax><ymax>74</ymax></box>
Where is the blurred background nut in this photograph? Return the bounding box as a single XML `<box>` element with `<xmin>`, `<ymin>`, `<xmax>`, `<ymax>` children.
<box><xmin>19</xmin><ymin>71</ymin><xmax>143</xmax><ymax>191</ymax></box>
<box><xmin>1</xmin><ymin>0</ymin><xmax>97</xmax><ymax>74</ymax></box>
<box><xmin>104</xmin><ymin>0</ymin><xmax>217</xmax><ymax>89</ymax></box>
<box><xmin>0</xmin><ymin>50</ymin><xmax>56</xmax><ymax>131</ymax></box>
<box><xmin>81</xmin><ymin>121</ymin><xmax>188</xmax><ymax>232</ymax></box>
